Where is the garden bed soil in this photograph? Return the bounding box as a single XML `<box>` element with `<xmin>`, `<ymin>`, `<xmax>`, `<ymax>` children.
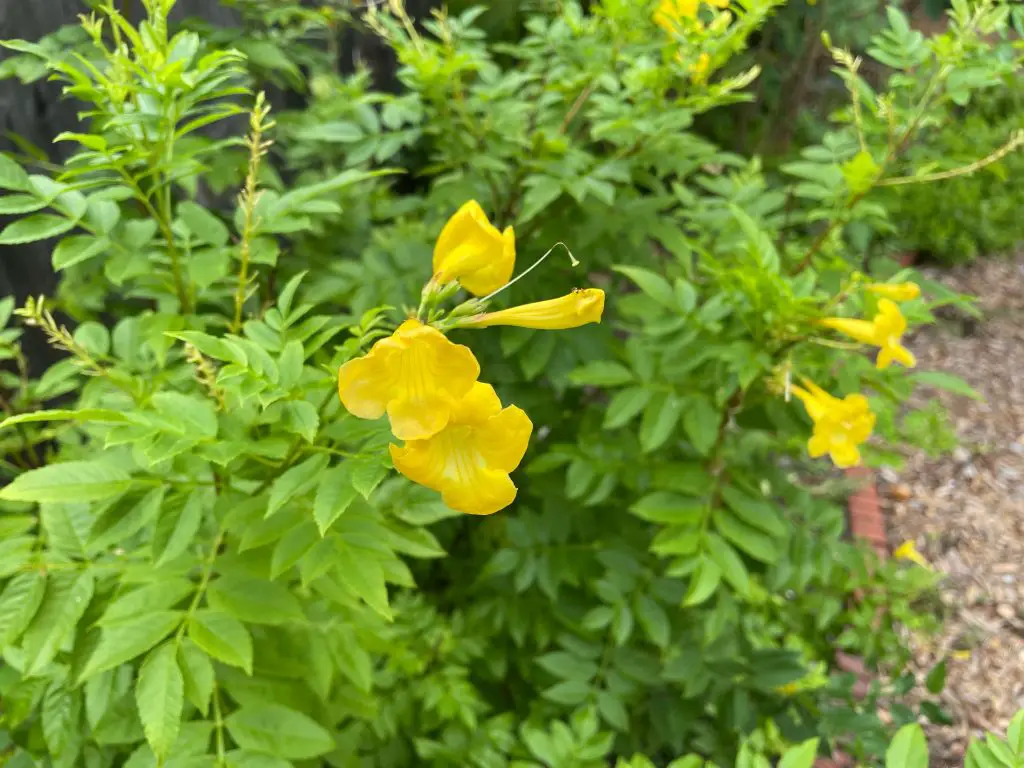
<box><xmin>884</xmin><ymin>252</ymin><xmax>1024</xmax><ymax>765</ymax></box>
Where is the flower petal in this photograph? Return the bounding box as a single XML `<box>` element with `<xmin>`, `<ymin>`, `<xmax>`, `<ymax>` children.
<box><xmin>441</xmin><ymin>466</ymin><xmax>517</xmax><ymax>516</ymax></box>
<box><xmin>819</xmin><ymin>317</ymin><xmax>879</xmax><ymax>345</ymax></box>
<box><xmin>387</xmin><ymin>393</ymin><xmax>457</xmax><ymax>443</ymax></box>
<box><xmin>807</xmin><ymin>432</ymin><xmax>830</xmax><ymax>458</ymax></box>
<box><xmin>449</xmin><ymin>382</ymin><xmax>503</xmax><ymax>426</ymax></box>
<box><xmin>476</xmin><ymin>405</ymin><xmax>533</xmax><ymax>473</ymax></box>
<box><xmin>458</xmin><ymin>226</ymin><xmax>516</xmax><ymax>297</ymax></box>
<box><xmin>830</xmin><ymin>442</ymin><xmax>861</xmax><ymax>468</ymax></box>
<box><xmin>390</xmin><ymin>441</ymin><xmax>446</xmax><ymax>493</ymax></box>
<box><xmin>464</xmin><ymin>288</ymin><xmax>605</xmax><ymax>330</ymax></box>
<box><xmin>867</xmin><ymin>282</ymin><xmax>920</xmax><ymax>302</ymax></box>
<box><xmin>337</xmin><ymin>352</ymin><xmax>390</xmax><ymax>420</ymax></box>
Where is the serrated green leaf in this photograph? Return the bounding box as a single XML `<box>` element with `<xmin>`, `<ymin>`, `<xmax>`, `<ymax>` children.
<box><xmin>178</xmin><ymin>201</ymin><xmax>229</xmax><ymax>247</ymax></box>
<box><xmin>349</xmin><ymin>456</ymin><xmax>388</xmax><ymax>500</ymax></box>
<box><xmin>597</xmin><ymin>690</ymin><xmax>628</xmax><ymax>731</ymax></box>
<box><xmin>271</xmin><ymin>522</ymin><xmax>319</xmax><ymax>578</ymax></box>
<box><xmin>683</xmin><ymin>558</ymin><xmax>721</xmax><ymax>606</ymax></box>
<box><xmin>188</xmin><ymin>611</ymin><xmax>252</xmax><ymax>674</ymax></box>
<box><xmin>635</xmin><ymin>594</ymin><xmax>670</xmax><ymax>648</ymax></box>
<box><xmin>176</xmin><ymin>639</ymin><xmax>214</xmax><ymax>717</ymax></box>
<box><xmin>720</xmin><ymin>486</ymin><xmax>786</xmax><ymax>537</ymax></box>
<box><xmin>630</xmin><ymin>492</ymin><xmax>705</xmax><ymax>525</ymax></box>
<box><xmin>225</xmin><ymin>703</ymin><xmax>334</xmax><ymax>760</ymax></box>
<box><xmin>886</xmin><ymin>724</ymin><xmax>928</xmax><ymax>768</ymax></box>
<box><xmin>207</xmin><ymin>576</ymin><xmax>304</xmax><ymax>625</ymax></box>
<box><xmin>267</xmin><ymin>455</ymin><xmax>328</xmax><ymax>517</ymax></box>
<box><xmin>603</xmin><ymin>387</ymin><xmax>652</xmax><ymax>429</ymax></box>
<box><xmin>99</xmin><ymin>579</ymin><xmax>195</xmax><ymax>625</ymax></box>
<box><xmin>0</xmin><ymin>152</ymin><xmax>31</xmax><ymax>190</ymax></box>
<box><xmin>0</xmin><ymin>408</ymin><xmax>131</xmax><ymax>431</ymax></box>
<box><xmin>53</xmin><ymin>234</ymin><xmax>108</xmax><ymax>270</ymax></box>
<box><xmin>152</xmin><ymin>490</ymin><xmax>208</xmax><ymax>566</ymax></box>
<box><xmin>778</xmin><ymin>738</ymin><xmax>820</xmax><ymax>768</ymax></box>
<box><xmin>91</xmin><ymin>487</ymin><xmax>165</xmax><ymax>550</ymax></box>
<box><xmin>42</xmin><ymin>681</ymin><xmax>77</xmax><ymax>757</ymax></box>
<box><xmin>712</xmin><ymin>509</ymin><xmax>779</xmax><ymax>564</ymax></box>
<box><xmin>135</xmin><ymin>643</ymin><xmax>184</xmax><ymax>758</ymax></box>
<box><xmin>21</xmin><ymin>571</ymin><xmax>94</xmax><ymax>676</ymax></box>
<box><xmin>613</xmin><ymin>266</ymin><xmax>675</xmax><ymax>308</ymax></box>
<box><xmin>41</xmin><ymin>503</ymin><xmax>92</xmax><ymax>557</ymax></box>
<box><xmin>79</xmin><ymin>611</ymin><xmax>183</xmax><ymax>682</ymax></box>
<box><xmin>313</xmin><ymin>465</ymin><xmax>358</xmax><ymax>535</ymax></box>
<box><xmin>0</xmin><ymin>460</ymin><xmax>133</xmax><ymax>503</ymax></box>
<box><xmin>640</xmin><ymin>393</ymin><xmax>681</xmax><ymax>453</ymax></box>
<box><xmin>334</xmin><ymin>543</ymin><xmax>390</xmax><ymax>620</ymax></box>
<box><xmin>682</xmin><ymin>396</ymin><xmax>720</xmax><ymax>456</ymax></box>
<box><xmin>0</xmin><ymin>571</ymin><xmax>47</xmax><ymax>646</ymax></box>
<box><xmin>0</xmin><ymin>214</ymin><xmax>75</xmax><ymax>244</ymax></box>
<box><xmin>281</xmin><ymin>400</ymin><xmax>320</xmax><ymax>443</ymax></box>
<box><xmin>706</xmin><ymin>532</ymin><xmax>751</xmax><ymax>595</ymax></box>
<box><xmin>568</xmin><ymin>361</ymin><xmax>635</xmax><ymax>387</ymax></box>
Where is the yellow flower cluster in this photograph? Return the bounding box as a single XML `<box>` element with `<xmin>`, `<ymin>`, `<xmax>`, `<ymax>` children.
<box><xmin>790</xmin><ymin>281</ymin><xmax>920</xmax><ymax>468</ymax></box>
<box><xmin>338</xmin><ymin>201</ymin><xmax>605</xmax><ymax>516</ymax></box>
<box><xmin>653</xmin><ymin>0</ymin><xmax>729</xmax><ymax>31</ymax></box>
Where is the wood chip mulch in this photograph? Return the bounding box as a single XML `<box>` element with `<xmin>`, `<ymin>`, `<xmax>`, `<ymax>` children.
<box><xmin>881</xmin><ymin>252</ymin><xmax>1024</xmax><ymax>765</ymax></box>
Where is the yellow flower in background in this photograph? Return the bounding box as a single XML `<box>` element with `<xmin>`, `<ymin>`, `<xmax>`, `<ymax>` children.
<box><xmin>791</xmin><ymin>379</ymin><xmax>875</xmax><ymax>468</ymax></box>
<box><xmin>866</xmin><ymin>281</ymin><xmax>921</xmax><ymax>302</ymax></box>
<box><xmin>654</xmin><ymin>0</ymin><xmax>699</xmax><ymax>31</ymax></box>
<box><xmin>894</xmin><ymin>540</ymin><xmax>930</xmax><ymax>568</ymax></box>
<box><xmin>690</xmin><ymin>53</ymin><xmax>711</xmax><ymax>83</ymax></box>
<box><xmin>707</xmin><ymin>0</ymin><xmax>730</xmax><ymax>7</ymax></box>
<box><xmin>390</xmin><ymin>382</ymin><xmax>533</xmax><ymax>516</ymax></box>
<box><xmin>820</xmin><ymin>299</ymin><xmax>917</xmax><ymax>370</ymax></box>
<box><xmin>462</xmin><ymin>288</ymin><xmax>605</xmax><ymax>330</ymax></box>
<box><xmin>433</xmin><ymin>200</ymin><xmax>516</xmax><ymax>297</ymax></box>
<box><xmin>338</xmin><ymin>319</ymin><xmax>480</xmax><ymax>441</ymax></box>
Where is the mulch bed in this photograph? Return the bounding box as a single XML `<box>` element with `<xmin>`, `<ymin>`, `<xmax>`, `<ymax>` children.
<box><xmin>881</xmin><ymin>252</ymin><xmax>1024</xmax><ymax>764</ymax></box>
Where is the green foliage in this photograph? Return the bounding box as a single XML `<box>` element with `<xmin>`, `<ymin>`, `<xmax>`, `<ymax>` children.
<box><xmin>0</xmin><ymin>0</ymin><xmax>1018</xmax><ymax>766</ymax></box>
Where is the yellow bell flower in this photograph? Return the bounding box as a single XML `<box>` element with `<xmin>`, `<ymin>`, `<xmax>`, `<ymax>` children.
<box><xmin>654</xmin><ymin>0</ymin><xmax>699</xmax><ymax>31</ymax></box>
<box><xmin>390</xmin><ymin>382</ymin><xmax>533</xmax><ymax>516</ymax></box>
<box><xmin>893</xmin><ymin>540</ymin><xmax>930</xmax><ymax>568</ymax></box>
<box><xmin>791</xmin><ymin>379</ymin><xmax>875</xmax><ymax>468</ymax></box>
<box><xmin>865</xmin><ymin>281</ymin><xmax>921</xmax><ymax>302</ymax></box>
<box><xmin>338</xmin><ymin>319</ymin><xmax>480</xmax><ymax>441</ymax></box>
<box><xmin>820</xmin><ymin>299</ymin><xmax>917</xmax><ymax>370</ymax></box>
<box><xmin>433</xmin><ymin>200</ymin><xmax>515</xmax><ymax>297</ymax></box>
<box><xmin>462</xmin><ymin>288</ymin><xmax>605</xmax><ymax>330</ymax></box>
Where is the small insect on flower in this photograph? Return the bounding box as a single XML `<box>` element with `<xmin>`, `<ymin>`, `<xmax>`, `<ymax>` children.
<box><xmin>390</xmin><ymin>382</ymin><xmax>533</xmax><ymax>516</ymax></box>
<box><xmin>432</xmin><ymin>200</ymin><xmax>516</xmax><ymax>297</ymax></box>
<box><xmin>461</xmin><ymin>288</ymin><xmax>605</xmax><ymax>330</ymax></box>
<box><xmin>820</xmin><ymin>299</ymin><xmax>916</xmax><ymax>370</ymax></box>
<box><xmin>865</xmin><ymin>281</ymin><xmax>921</xmax><ymax>302</ymax></box>
<box><xmin>791</xmin><ymin>379</ymin><xmax>876</xmax><ymax>468</ymax></box>
<box><xmin>337</xmin><ymin>319</ymin><xmax>480</xmax><ymax>441</ymax></box>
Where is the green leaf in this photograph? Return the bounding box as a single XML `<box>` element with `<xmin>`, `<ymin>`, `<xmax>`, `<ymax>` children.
<box><xmin>0</xmin><ymin>571</ymin><xmax>46</xmax><ymax>646</ymax></box>
<box><xmin>912</xmin><ymin>371</ymin><xmax>983</xmax><ymax>401</ymax></box>
<box><xmin>720</xmin><ymin>487</ymin><xmax>786</xmax><ymax>537</ymax></box>
<box><xmin>313</xmin><ymin>465</ymin><xmax>359</xmax><ymax>535</ymax></box>
<box><xmin>886</xmin><ymin>724</ymin><xmax>928</xmax><ymax>768</ymax></box>
<box><xmin>335</xmin><ymin>543</ymin><xmax>391</xmax><ymax>620</ymax></box>
<box><xmin>349</xmin><ymin>455</ymin><xmax>388</xmax><ymax>500</ymax></box>
<box><xmin>597</xmin><ymin>690</ymin><xmax>628</xmax><ymax>731</ymax></box>
<box><xmin>603</xmin><ymin>387</ymin><xmax>652</xmax><ymax>429</ymax></box>
<box><xmin>79</xmin><ymin>611</ymin><xmax>183</xmax><ymax>682</ymax></box>
<box><xmin>635</xmin><ymin>594</ymin><xmax>671</xmax><ymax>648</ymax></box>
<box><xmin>712</xmin><ymin>509</ymin><xmax>779</xmax><ymax>564</ymax></box>
<box><xmin>178</xmin><ymin>201</ymin><xmax>229</xmax><ymax>247</ymax></box>
<box><xmin>22</xmin><ymin>571</ymin><xmax>95</xmax><ymax>676</ymax></box>
<box><xmin>224</xmin><ymin>751</ymin><xmax>293</xmax><ymax>768</ymax></box>
<box><xmin>0</xmin><ymin>536</ymin><xmax>33</xmax><ymax>577</ymax></box>
<box><xmin>682</xmin><ymin>396</ymin><xmax>720</xmax><ymax>456</ymax></box>
<box><xmin>331</xmin><ymin>626</ymin><xmax>373</xmax><ymax>692</ymax></box>
<box><xmin>0</xmin><ymin>408</ymin><xmax>130</xmax><ymax>431</ymax></box>
<box><xmin>0</xmin><ymin>460</ymin><xmax>133</xmax><ymax>503</ymax></box>
<box><xmin>150</xmin><ymin>392</ymin><xmax>218</xmax><ymax>439</ymax></box>
<box><xmin>536</xmin><ymin>651</ymin><xmax>598</xmax><ymax>681</ymax></box>
<box><xmin>42</xmin><ymin>681</ymin><xmax>77</xmax><ymax>757</ymax></box>
<box><xmin>271</xmin><ymin>523</ymin><xmax>319</xmax><ymax>578</ymax></box>
<box><xmin>705</xmin><ymin>533</ymin><xmax>751</xmax><ymax>596</ymax></box>
<box><xmin>925</xmin><ymin>659</ymin><xmax>947</xmax><ymax>694</ymax></box>
<box><xmin>207</xmin><ymin>576</ymin><xmax>304</xmax><ymax>625</ymax></box>
<box><xmin>178</xmin><ymin>639</ymin><xmax>214</xmax><ymax>716</ymax></box>
<box><xmin>630</xmin><ymin>492</ymin><xmax>705</xmax><ymax>525</ymax></box>
<box><xmin>99</xmin><ymin>579</ymin><xmax>195</xmax><ymax>625</ymax></box>
<box><xmin>779</xmin><ymin>738</ymin><xmax>820</xmax><ymax>768</ymax></box>
<box><xmin>281</xmin><ymin>400</ymin><xmax>320</xmax><ymax>443</ymax></box>
<box><xmin>152</xmin><ymin>490</ymin><xmax>208</xmax><ymax>566</ymax></box>
<box><xmin>683</xmin><ymin>558</ymin><xmax>721</xmax><ymax>606</ymax></box>
<box><xmin>0</xmin><ymin>152</ymin><xmax>31</xmax><ymax>190</ymax></box>
<box><xmin>568</xmin><ymin>361</ymin><xmax>635</xmax><ymax>387</ymax></box>
<box><xmin>225</xmin><ymin>703</ymin><xmax>334</xmax><ymax>760</ymax></box>
<box><xmin>52</xmin><ymin>234</ymin><xmax>109</xmax><ymax>270</ymax></box>
<box><xmin>613</xmin><ymin>266</ymin><xmax>676</xmax><ymax>308</ymax></box>
<box><xmin>0</xmin><ymin>214</ymin><xmax>76</xmax><ymax>244</ymax></box>
<box><xmin>188</xmin><ymin>611</ymin><xmax>253</xmax><ymax>674</ymax></box>
<box><xmin>640</xmin><ymin>393</ymin><xmax>681</xmax><ymax>453</ymax></box>
<box><xmin>135</xmin><ymin>643</ymin><xmax>184</xmax><ymax>758</ymax></box>
<box><xmin>1007</xmin><ymin>710</ymin><xmax>1024</xmax><ymax>756</ymax></box>
<box><xmin>267</xmin><ymin>455</ymin><xmax>329</xmax><ymax>517</ymax></box>
<box><xmin>90</xmin><ymin>487</ymin><xmax>165</xmax><ymax>550</ymax></box>
<box><xmin>542</xmin><ymin>680</ymin><xmax>590</xmax><ymax>705</ymax></box>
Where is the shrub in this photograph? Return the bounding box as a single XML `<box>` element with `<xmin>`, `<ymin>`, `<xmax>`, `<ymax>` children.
<box><xmin>0</xmin><ymin>1</ymin><xmax>1015</xmax><ymax>766</ymax></box>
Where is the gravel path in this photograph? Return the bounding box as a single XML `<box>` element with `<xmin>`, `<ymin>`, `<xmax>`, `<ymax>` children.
<box><xmin>883</xmin><ymin>253</ymin><xmax>1024</xmax><ymax>764</ymax></box>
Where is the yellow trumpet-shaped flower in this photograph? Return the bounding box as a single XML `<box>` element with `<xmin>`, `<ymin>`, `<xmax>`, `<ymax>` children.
<box><xmin>865</xmin><ymin>281</ymin><xmax>921</xmax><ymax>302</ymax></box>
<box><xmin>893</xmin><ymin>540</ymin><xmax>930</xmax><ymax>568</ymax></box>
<box><xmin>432</xmin><ymin>200</ymin><xmax>516</xmax><ymax>297</ymax></box>
<box><xmin>654</xmin><ymin>0</ymin><xmax>699</xmax><ymax>31</ymax></box>
<box><xmin>338</xmin><ymin>319</ymin><xmax>480</xmax><ymax>441</ymax></box>
<box><xmin>390</xmin><ymin>382</ymin><xmax>533</xmax><ymax>516</ymax></box>
<box><xmin>462</xmin><ymin>288</ymin><xmax>605</xmax><ymax>330</ymax></box>
<box><xmin>820</xmin><ymin>299</ymin><xmax>917</xmax><ymax>370</ymax></box>
<box><xmin>791</xmin><ymin>379</ymin><xmax>875</xmax><ymax>469</ymax></box>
